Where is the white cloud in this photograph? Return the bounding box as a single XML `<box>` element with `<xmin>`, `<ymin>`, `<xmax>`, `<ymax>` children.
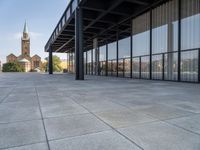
<box><xmin>13</xmin><ymin>32</ymin><xmax>22</xmax><ymax>39</ymax></box>
<box><xmin>13</xmin><ymin>31</ymin><xmax>43</xmax><ymax>40</ymax></box>
<box><xmin>29</xmin><ymin>32</ymin><xmax>43</xmax><ymax>39</ymax></box>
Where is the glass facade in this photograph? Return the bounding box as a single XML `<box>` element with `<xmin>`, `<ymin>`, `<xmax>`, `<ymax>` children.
<box><xmin>67</xmin><ymin>51</ymin><xmax>75</xmax><ymax>73</ymax></box>
<box><xmin>152</xmin><ymin>0</ymin><xmax>178</xmax><ymax>80</ymax></box>
<box><xmin>108</xmin><ymin>42</ymin><xmax>117</xmax><ymax>76</ymax></box>
<box><xmin>118</xmin><ymin>37</ymin><xmax>131</xmax><ymax>77</ymax></box>
<box><xmin>180</xmin><ymin>0</ymin><xmax>200</xmax><ymax>82</ymax></box>
<box><xmin>80</xmin><ymin>0</ymin><xmax>200</xmax><ymax>83</ymax></box>
<box><xmin>99</xmin><ymin>45</ymin><xmax>106</xmax><ymax>75</ymax></box>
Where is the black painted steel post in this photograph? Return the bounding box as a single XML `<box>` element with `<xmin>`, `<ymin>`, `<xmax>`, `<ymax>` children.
<box><xmin>86</xmin><ymin>51</ymin><xmax>88</xmax><ymax>75</ymax></box>
<box><xmin>139</xmin><ymin>56</ymin><xmax>142</xmax><ymax>79</ymax></box>
<box><xmin>178</xmin><ymin>0</ymin><xmax>181</xmax><ymax>82</ymax></box>
<box><xmin>162</xmin><ymin>53</ymin><xmax>165</xmax><ymax>80</ymax></box>
<box><xmin>149</xmin><ymin>8</ymin><xmax>152</xmax><ymax>80</ymax></box>
<box><xmin>198</xmin><ymin>49</ymin><xmax>200</xmax><ymax>83</ymax></box>
<box><xmin>123</xmin><ymin>58</ymin><xmax>125</xmax><ymax>77</ymax></box>
<box><xmin>106</xmin><ymin>42</ymin><xmax>108</xmax><ymax>76</ymax></box>
<box><xmin>48</xmin><ymin>47</ymin><xmax>53</xmax><ymax>74</ymax></box>
<box><xmin>130</xmin><ymin>21</ymin><xmax>133</xmax><ymax>78</ymax></box>
<box><xmin>116</xmin><ymin>29</ymin><xmax>119</xmax><ymax>77</ymax></box>
<box><xmin>75</xmin><ymin>7</ymin><xmax>84</xmax><ymax>80</ymax></box>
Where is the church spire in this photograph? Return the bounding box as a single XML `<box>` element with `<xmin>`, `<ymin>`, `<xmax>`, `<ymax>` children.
<box><xmin>23</xmin><ymin>20</ymin><xmax>28</xmax><ymax>33</ymax></box>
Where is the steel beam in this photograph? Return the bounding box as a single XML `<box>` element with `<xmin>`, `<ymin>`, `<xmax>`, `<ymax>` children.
<box><xmin>75</xmin><ymin>7</ymin><xmax>84</xmax><ymax>80</ymax></box>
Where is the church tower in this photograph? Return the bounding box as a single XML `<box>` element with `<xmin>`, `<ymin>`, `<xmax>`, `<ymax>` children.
<box><xmin>21</xmin><ymin>21</ymin><xmax>30</xmax><ymax>56</ymax></box>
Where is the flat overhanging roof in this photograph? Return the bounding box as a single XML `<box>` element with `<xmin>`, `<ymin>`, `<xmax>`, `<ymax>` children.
<box><xmin>45</xmin><ymin>0</ymin><xmax>166</xmax><ymax>53</ymax></box>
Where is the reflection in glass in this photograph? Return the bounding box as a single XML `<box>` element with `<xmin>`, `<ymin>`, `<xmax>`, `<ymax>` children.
<box><xmin>141</xmin><ymin>56</ymin><xmax>150</xmax><ymax>79</ymax></box>
<box><xmin>132</xmin><ymin>12</ymin><xmax>150</xmax><ymax>57</ymax></box>
<box><xmin>164</xmin><ymin>52</ymin><xmax>178</xmax><ymax>81</ymax></box>
<box><xmin>108</xmin><ymin>42</ymin><xmax>117</xmax><ymax>60</ymax></box>
<box><xmin>181</xmin><ymin>0</ymin><xmax>200</xmax><ymax>50</ymax></box>
<box><xmin>181</xmin><ymin>50</ymin><xmax>199</xmax><ymax>82</ymax></box>
<box><xmin>152</xmin><ymin>0</ymin><xmax>178</xmax><ymax>80</ymax></box>
<box><xmin>119</xmin><ymin>37</ymin><xmax>130</xmax><ymax>58</ymax></box>
<box><xmin>132</xmin><ymin>58</ymin><xmax>140</xmax><ymax>78</ymax></box>
<box><xmin>124</xmin><ymin>58</ymin><xmax>131</xmax><ymax>77</ymax></box>
<box><xmin>118</xmin><ymin>59</ymin><xmax>124</xmax><ymax>77</ymax></box>
<box><xmin>152</xmin><ymin>54</ymin><xmax>163</xmax><ymax>80</ymax></box>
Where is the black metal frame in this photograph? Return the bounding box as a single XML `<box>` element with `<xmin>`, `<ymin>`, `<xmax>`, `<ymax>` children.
<box><xmin>46</xmin><ymin>0</ymin><xmax>200</xmax><ymax>83</ymax></box>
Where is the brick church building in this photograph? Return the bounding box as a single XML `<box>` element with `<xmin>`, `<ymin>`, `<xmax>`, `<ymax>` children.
<box><xmin>7</xmin><ymin>21</ymin><xmax>41</xmax><ymax>72</ymax></box>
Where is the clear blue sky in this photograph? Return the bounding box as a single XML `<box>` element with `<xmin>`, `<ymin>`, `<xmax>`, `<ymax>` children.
<box><xmin>0</xmin><ymin>0</ymin><xmax>70</xmax><ymax>63</ymax></box>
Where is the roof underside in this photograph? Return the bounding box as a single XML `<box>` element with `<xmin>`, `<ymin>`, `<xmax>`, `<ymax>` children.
<box><xmin>46</xmin><ymin>0</ymin><xmax>165</xmax><ymax>53</ymax></box>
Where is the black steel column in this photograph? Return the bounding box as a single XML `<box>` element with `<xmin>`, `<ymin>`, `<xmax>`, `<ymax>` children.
<box><xmin>48</xmin><ymin>47</ymin><xmax>53</xmax><ymax>74</ymax></box>
<box><xmin>177</xmin><ymin>0</ymin><xmax>181</xmax><ymax>81</ymax></box>
<box><xmin>75</xmin><ymin>7</ymin><xmax>84</xmax><ymax>80</ymax></box>
<box><xmin>86</xmin><ymin>51</ymin><xmax>88</xmax><ymax>75</ymax></box>
<box><xmin>106</xmin><ymin>42</ymin><xmax>108</xmax><ymax>76</ymax></box>
<box><xmin>123</xmin><ymin>58</ymin><xmax>125</xmax><ymax>77</ymax></box>
<box><xmin>91</xmin><ymin>49</ymin><xmax>93</xmax><ymax>75</ymax></box>
<box><xmin>162</xmin><ymin>53</ymin><xmax>165</xmax><ymax>80</ymax></box>
<box><xmin>149</xmin><ymin>8</ymin><xmax>152</xmax><ymax>80</ymax></box>
<box><xmin>198</xmin><ymin>49</ymin><xmax>200</xmax><ymax>83</ymax></box>
<box><xmin>116</xmin><ymin>29</ymin><xmax>119</xmax><ymax>77</ymax></box>
<box><xmin>130</xmin><ymin>21</ymin><xmax>133</xmax><ymax>78</ymax></box>
<box><xmin>97</xmin><ymin>47</ymin><xmax>100</xmax><ymax>75</ymax></box>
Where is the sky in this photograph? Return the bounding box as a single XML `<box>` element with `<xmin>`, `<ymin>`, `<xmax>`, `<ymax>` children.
<box><xmin>0</xmin><ymin>0</ymin><xmax>70</xmax><ymax>63</ymax></box>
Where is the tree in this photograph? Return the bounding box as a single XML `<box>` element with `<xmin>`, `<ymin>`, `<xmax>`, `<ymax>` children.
<box><xmin>45</xmin><ymin>55</ymin><xmax>63</xmax><ymax>72</ymax></box>
<box><xmin>40</xmin><ymin>61</ymin><xmax>48</xmax><ymax>72</ymax></box>
<box><xmin>53</xmin><ymin>55</ymin><xmax>63</xmax><ymax>72</ymax></box>
<box><xmin>2</xmin><ymin>62</ymin><xmax>25</xmax><ymax>72</ymax></box>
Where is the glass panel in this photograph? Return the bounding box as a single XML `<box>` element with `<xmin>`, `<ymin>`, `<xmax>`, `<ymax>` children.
<box><xmin>108</xmin><ymin>42</ymin><xmax>117</xmax><ymax>60</ymax></box>
<box><xmin>132</xmin><ymin>12</ymin><xmax>150</xmax><ymax>57</ymax></box>
<box><xmin>69</xmin><ymin>52</ymin><xmax>75</xmax><ymax>73</ymax></box>
<box><xmin>124</xmin><ymin>58</ymin><xmax>131</xmax><ymax>77</ymax></box>
<box><xmin>119</xmin><ymin>37</ymin><xmax>130</xmax><ymax>58</ymax></box>
<box><xmin>87</xmin><ymin>50</ymin><xmax>92</xmax><ymax>75</ymax></box>
<box><xmin>118</xmin><ymin>58</ymin><xmax>124</xmax><ymax>77</ymax></box>
<box><xmin>92</xmin><ymin>49</ymin><xmax>96</xmax><ymax>75</ymax></box>
<box><xmin>112</xmin><ymin>60</ymin><xmax>117</xmax><ymax>76</ymax></box>
<box><xmin>132</xmin><ymin>57</ymin><xmax>140</xmax><ymax>78</ymax></box>
<box><xmin>141</xmin><ymin>56</ymin><xmax>150</xmax><ymax>79</ymax></box>
<box><xmin>152</xmin><ymin>54</ymin><xmax>163</xmax><ymax>80</ymax></box>
<box><xmin>84</xmin><ymin>52</ymin><xmax>87</xmax><ymax>74</ymax></box>
<box><xmin>181</xmin><ymin>50</ymin><xmax>199</xmax><ymax>82</ymax></box>
<box><xmin>108</xmin><ymin>60</ymin><xmax>112</xmax><ymax>76</ymax></box>
<box><xmin>99</xmin><ymin>45</ymin><xmax>106</xmax><ymax>61</ymax></box>
<box><xmin>152</xmin><ymin>0</ymin><xmax>178</xmax><ymax>54</ymax></box>
<box><xmin>164</xmin><ymin>52</ymin><xmax>178</xmax><ymax>80</ymax></box>
<box><xmin>102</xmin><ymin>61</ymin><xmax>106</xmax><ymax>76</ymax></box>
<box><xmin>181</xmin><ymin>0</ymin><xmax>200</xmax><ymax>50</ymax></box>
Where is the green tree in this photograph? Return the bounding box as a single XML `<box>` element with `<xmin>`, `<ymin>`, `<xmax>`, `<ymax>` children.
<box><xmin>2</xmin><ymin>62</ymin><xmax>25</xmax><ymax>72</ymax></box>
<box><xmin>53</xmin><ymin>55</ymin><xmax>63</xmax><ymax>72</ymax></box>
<box><xmin>45</xmin><ymin>55</ymin><xmax>63</xmax><ymax>72</ymax></box>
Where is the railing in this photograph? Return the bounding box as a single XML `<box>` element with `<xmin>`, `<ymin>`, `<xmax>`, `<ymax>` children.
<box><xmin>45</xmin><ymin>0</ymin><xmax>81</xmax><ymax>51</ymax></box>
<box><xmin>85</xmin><ymin>48</ymin><xmax>200</xmax><ymax>83</ymax></box>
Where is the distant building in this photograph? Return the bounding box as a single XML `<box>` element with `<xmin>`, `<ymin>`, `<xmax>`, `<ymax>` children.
<box><xmin>7</xmin><ymin>21</ymin><xmax>41</xmax><ymax>72</ymax></box>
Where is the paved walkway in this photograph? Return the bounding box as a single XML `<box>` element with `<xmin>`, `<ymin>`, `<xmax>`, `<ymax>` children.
<box><xmin>0</xmin><ymin>73</ymin><xmax>200</xmax><ymax>150</ymax></box>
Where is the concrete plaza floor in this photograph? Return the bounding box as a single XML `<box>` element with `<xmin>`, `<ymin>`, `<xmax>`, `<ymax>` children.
<box><xmin>0</xmin><ymin>73</ymin><xmax>200</xmax><ymax>150</ymax></box>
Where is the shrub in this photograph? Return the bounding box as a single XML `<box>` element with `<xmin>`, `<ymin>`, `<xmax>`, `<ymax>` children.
<box><xmin>2</xmin><ymin>62</ymin><xmax>25</xmax><ymax>72</ymax></box>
